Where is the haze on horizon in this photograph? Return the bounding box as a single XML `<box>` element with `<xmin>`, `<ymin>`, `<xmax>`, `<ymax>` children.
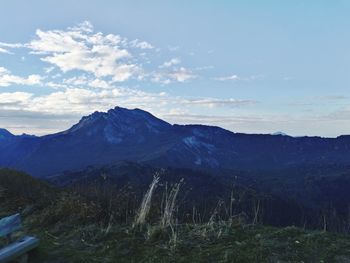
<box><xmin>0</xmin><ymin>1</ymin><xmax>350</xmax><ymax>137</ymax></box>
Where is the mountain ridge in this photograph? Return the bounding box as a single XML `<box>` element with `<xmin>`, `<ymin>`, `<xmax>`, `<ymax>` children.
<box><xmin>1</xmin><ymin>106</ymin><xmax>350</xmax><ymax>177</ymax></box>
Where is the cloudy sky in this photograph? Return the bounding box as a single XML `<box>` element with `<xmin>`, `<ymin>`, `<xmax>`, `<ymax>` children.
<box><xmin>0</xmin><ymin>1</ymin><xmax>350</xmax><ymax>137</ymax></box>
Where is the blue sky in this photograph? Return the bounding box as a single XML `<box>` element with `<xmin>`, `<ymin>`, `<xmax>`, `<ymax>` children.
<box><xmin>0</xmin><ymin>0</ymin><xmax>350</xmax><ymax>137</ymax></box>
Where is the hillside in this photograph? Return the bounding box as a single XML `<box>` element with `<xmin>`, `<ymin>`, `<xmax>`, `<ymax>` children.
<box><xmin>1</xmin><ymin>169</ymin><xmax>350</xmax><ymax>262</ymax></box>
<box><xmin>45</xmin><ymin>161</ymin><xmax>350</xmax><ymax>231</ymax></box>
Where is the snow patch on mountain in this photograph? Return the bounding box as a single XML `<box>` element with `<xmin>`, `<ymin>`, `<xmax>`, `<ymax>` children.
<box><xmin>183</xmin><ymin>136</ymin><xmax>216</xmax><ymax>152</ymax></box>
<box><xmin>195</xmin><ymin>156</ymin><xmax>202</xmax><ymax>165</ymax></box>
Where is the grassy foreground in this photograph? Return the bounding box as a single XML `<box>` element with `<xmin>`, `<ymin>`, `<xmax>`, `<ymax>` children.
<box><xmin>1</xmin><ymin>169</ymin><xmax>350</xmax><ymax>262</ymax></box>
<box><xmin>20</xmin><ymin>220</ymin><xmax>350</xmax><ymax>262</ymax></box>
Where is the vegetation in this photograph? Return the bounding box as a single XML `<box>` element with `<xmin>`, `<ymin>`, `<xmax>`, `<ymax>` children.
<box><xmin>2</xmin><ymin>168</ymin><xmax>350</xmax><ymax>262</ymax></box>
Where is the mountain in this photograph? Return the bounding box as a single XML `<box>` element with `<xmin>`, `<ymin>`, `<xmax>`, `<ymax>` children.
<box><xmin>271</xmin><ymin>131</ymin><xmax>289</xmax><ymax>136</ymax></box>
<box><xmin>0</xmin><ymin>128</ymin><xmax>14</xmax><ymax>139</ymax></box>
<box><xmin>1</xmin><ymin>106</ymin><xmax>350</xmax><ymax>177</ymax></box>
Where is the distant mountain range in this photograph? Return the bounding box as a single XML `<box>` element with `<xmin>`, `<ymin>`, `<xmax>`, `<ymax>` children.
<box><xmin>1</xmin><ymin>106</ymin><xmax>350</xmax><ymax>177</ymax></box>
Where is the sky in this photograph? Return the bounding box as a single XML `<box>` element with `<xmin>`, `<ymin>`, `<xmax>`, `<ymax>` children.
<box><xmin>0</xmin><ymin>0</ymin><xmax>350</xmax><ymax>137</ymax></box>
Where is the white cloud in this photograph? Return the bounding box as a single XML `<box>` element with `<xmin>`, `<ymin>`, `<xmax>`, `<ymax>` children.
<box><xmin>54</xmin><ymin>75</ymin><xmax>113</xmax><ymax>89</ymax></box>
<box><xmin>151</xmin><ymin>73</ymin><xmax>171</xmax><ymax>85</ymax></box>
<box><xmin>0</xmin><ymin>42</ymin><xmax>24</xmax><ymax>48</ymax></box>
<box><xmin>44</xmin><ymin>66</ymin><xmax>55</xmax><ymax>74</ymax></box>
<box><xmin>156</xmin><ymin>59</ymin><xmax>197</xmax><ymax>83</ymax></box>
<box><xmin>46</xmin><ymin>75</ymin><xmax>111</xmax><ymax>90</ymax></box>
<box><xmin>0</xmin><ymin>87</ymin><xmax>168</xmax><ymax>116</ymax></box>
<box><xmin>88</xmin><ymin>78</ymin><xmax>111</xmax><ymax>89</ymax></box>
<box><xmin>0</xmin><ymin>84</ymin><xmax>254</xmax><ymax>118</ymax></box>
<box><xmin>0</xmin><ymin>47</ymin><xmax>11</xmax><ymax>54</ymax></box>
<box><xmin>45</xmin><ymin>82</ymin><xmax>68</xmax><ymax>89</ymax></box>
<box><xmin>130</xmin><ymin>39</ymin><xmax>154</xmax><ymax>49</ymax></box>
<box><xmin>152</xmin><ymin>67</ymin><xmax>196</xmax><ymax>84</ymax></box>
<box><xmin>68</xmin><ymin>21</ymin><xmax>94</xmax><ymax>33</ymax></box>
<box><xmin>25</xmin><ymin>21</ymin><xmax>140</xmax><ymax>82</ymax></box>
<box><xmin>159</xmin><ymin>58</ymin><xmax>181</xmax><ymax>68</ymax></box>
<box><xmin>214</xmin><ymin>74</ymin><xmax>265</xmax><ymax>82</ymax></box>
<box><xmin>214</xmin><ymin>74</ymin><xmax>239</xmax><ymax>81</ymax></box>
<box><xmin>0</xmin><ymin>92</ymin><xmax>32</xmax><ymax>108</ymax></box>
<box><xmin>0</xmin><ymin>42</ymin><xmax>24</xmax><ymax>54</ymax></box>
<box><xmin>182</xmin><ymin>98</ymin><xmax>256</xmax><ymax>108</ymax></box>
<box><xmin>168</xmin><ymin>67</ymin><xmax>196</xmax><ymax>82</ymax></box>
<box><xmin>0</xmin><ymin>22</ymin><xmax>201</xmax><ymax>89</ymax></box>
<box><xmin>63</xmin><ymin>76</ymin><xmax>88</xmax><ymax>86</ymax></box>
<box><xmin>0</xmin><ymin>67</ymin><xmax>9</xmax><ymax>74</ymax></box>
<box><xmin>0</xmin><ymin>67</ymin><xmax>42</xmax><ymax>87</ymax></box>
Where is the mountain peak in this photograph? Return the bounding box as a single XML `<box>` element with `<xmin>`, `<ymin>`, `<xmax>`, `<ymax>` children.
<box><xmin>271</xmin><ymin>131</ymin><xmax>289</xmax><ymax>136</ymax></box>
<box><xmin>107</xmin><ymin>106</ymin><xmax>170</xmax><ymax>125</ymax></box>
<box><xmin>0</xmin><ymin>128</ymin><xmax>14</xmax><ymax>139</ymax></box>
<box><xmin>64</xmin><ymin>106</ymin><xmax>171</xmax><ymax>135</ymax></box>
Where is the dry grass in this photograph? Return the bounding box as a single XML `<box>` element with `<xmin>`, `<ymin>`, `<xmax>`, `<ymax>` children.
<box><xmin>133</xmin><ymin>174</ymin><xmax>160</xmax><ymax>227</ymax></box>
<box><xmin>161</xmin><ymin>179</ymin><xmax>182</xmax><ymax>228</ymax></box>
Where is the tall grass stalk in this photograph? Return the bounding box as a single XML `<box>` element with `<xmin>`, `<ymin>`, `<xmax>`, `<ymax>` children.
<box><xmin>161</xmin><ymin>179</ymin><xmax>183</xmax><ymax>228</ymax></box>
<box><xmin>134</xmin><ymin>174</ymin><xmax>160</xmax><ymax>227</ymax></box>
<box><xmin>208</xmin><ymin>200</ymin><xmax>224</xmax><ymax>226</ymax></box>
